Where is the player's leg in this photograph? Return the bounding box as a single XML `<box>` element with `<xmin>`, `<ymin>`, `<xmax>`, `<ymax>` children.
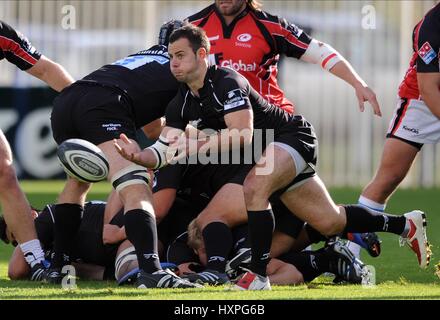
<box><xmin>183</xmin><ymin>183</ymin><xmax>247</xmax><ymax>285</ymax></box>
<box><xmin>234</xmin><ymin>143</ymin><xmax>299</xmax><ymax>290</ymax></box>
<box><xmin>102</xmin><ymin>139</ymin><xmax>199</xmax><ymax>288</ymax></box>
<box><xmin>361</xmin><ymin>138</ymin><xmax>419</xmax><ymax>206</ymax></box>
<box><xmin>50</xmin><ymin>177</ymin><xmax>91</xmax><ymax>274</ymax></box>
<box><xmin>0</xmin><ymin>130</ymin><xmax>47</xmax><ymax>279</ymax></box>
<box><xmin>280</xmin><ymin>176</ymin><xmax>430</xmax><ymax>268</ymax></box>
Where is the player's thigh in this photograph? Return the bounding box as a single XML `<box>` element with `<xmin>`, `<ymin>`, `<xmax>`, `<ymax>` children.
<box><xmin>244</xmin><ymin>143</ymin><xmax>297</xmax><ymax>197</ymax></box>
<box><xmin>98</xmin><ymin>139</ymin><xmax>142</xmax><ymax>178</ymax></box>
<box><xmin>280</xmin><ymin>175</ymin><xmax>345</xmax><ymax>235</ymax></box>
<box><xmin>197</xmin><ymin>183</ymin><xmax>247</xmax><ymax>228</ymax></box>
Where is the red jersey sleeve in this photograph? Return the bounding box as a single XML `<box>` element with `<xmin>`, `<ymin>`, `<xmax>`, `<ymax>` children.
<box><xmin>0</xmin><ymin>20</ymin><xmax>41</xmax><ymax>70</ymax></box>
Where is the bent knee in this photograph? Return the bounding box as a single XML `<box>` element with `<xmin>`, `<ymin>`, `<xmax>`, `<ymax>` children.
<box><xmin>8</xmin><ymin>268</ymin><xmax>28</xmax><ymax>280</ymax></box>
<box><xmin>313</xmin><ymin>217</ymin><xmax>345</xmax><ymax>236</ymax></box>
<box><xmin>243</xmin><ymin>175</ymin><xmax>269</xmax><ymax>203</ymax></box>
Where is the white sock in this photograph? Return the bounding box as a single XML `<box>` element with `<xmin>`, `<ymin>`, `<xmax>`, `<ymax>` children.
<box><xmin>358</xmin><ymin>195</ymin><xmax>386</xmax><ymax>214</ymax></box>
<box><xmin>20</xmin><ymin>239</ymin><xmax>45</xmax><ymax>268</ymax></box>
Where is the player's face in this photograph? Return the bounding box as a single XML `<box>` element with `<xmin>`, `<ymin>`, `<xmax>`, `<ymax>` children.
<box><xmin>169</xmin><ymin>38</ymin><xmax>201</xmax><ymax>83</ymax></box>
<box><xmin>215</xmin><ymin>0</ymin><xmax>247</xmax><ymax>17</ymax></box>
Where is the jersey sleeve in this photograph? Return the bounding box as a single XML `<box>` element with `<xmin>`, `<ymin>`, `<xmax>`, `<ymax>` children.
<box><xmin>0</xmin><ymin>20</ymin><xmax>42</xmax><ymax>70</ymax></box>
<box><xmin>416</xmin><ymin>11</ymin><xmax>440</xmax><ymax>73</ymax></box>
<box><xmin>272</xmin><ymin>17</ymin><xmax>313</xmax><ymax>59</ymax></box>
<box><xmin>164</xmin><ymin>89</ymin><xmax>188</xmax><ymax>131</ymax></box>
<box><xmin>219</xmin><ymin>71</ymin><xmax>252</xmax><ymax>116</ymax></box>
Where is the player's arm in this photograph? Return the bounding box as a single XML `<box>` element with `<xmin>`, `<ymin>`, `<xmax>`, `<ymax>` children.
<box><xmin>115</xmin><ymin>93</ymin><xmax>187</xmax><ymax>169</ymax></box>
<box><xmin>26</xmin><ymin>55</ymin><xmax>74</xmax><ymax>92</ymax></box>
<box><xmin>274</xmin><ymin>18</ymin><xmax>380</xmax><ymax>116</ymax></box>
<box><xmin>195</xmin><ymin>109</ymin><xmax>253</xmax><ymax>154</ymax></box>
<box><xmin>300</xmin><ymin>40</ymin><xmax>381</xmax><ymax>116</ymax></box>
<box><xmin>114</xmin><ymin>126</ymin><xmax>184</xmax><ymax>169</ymax></box>
<box><xmin>192</xmin><ymin>78</ymin><xmax>254</xmax><ymax>154</ymax></box>
<box><xmin>415</xmin><ymin>15</ymin><xmax>440</xmax><ymax>119</ymax></box>
<box><xmin>153</xmin><ymin>188</ymin><xmax>177</xmax><ymax>223</ymax></box>
<box><xmin>142</xmin><ymin>117</ymin><xmax>165</xmax><ymax>140</ymax></box>
<box><xmin>417</xmin><ymin>73</ymin><xmax>440</xmax><ymax>119</ymax></box>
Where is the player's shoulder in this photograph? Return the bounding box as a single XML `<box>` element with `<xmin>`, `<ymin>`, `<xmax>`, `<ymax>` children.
<box><xmin>217</xmin><ymin>65</ymin><xmax>247</xmax><ymax>83</ymax></box>
<box><xmin>186</xmin><ymin>4</ymin><xmax>216</xmax><ymax>24</ymax></box>
<box><xmin>0</xmin><ymin>20</ymin><xmax>15</xmax><ymax>36</ymax></box>
<box><xmin>421</xmin><ymin>3</ymin><xmax>440</xmax><ymax>29</ymax></box>
<box><xmin>250</xmin><ymin>8</ymin><xmax>282</xmax><ymax>25</ymax></box>
<box><xmin>425</xmin><ymin>3</ymin><xmax>440</xmax><ymax>19</ymax></box>
<box><xmin>213</xmin><ymin>66</ymin><xmax>250</xmax><ymax>93</ymax></box>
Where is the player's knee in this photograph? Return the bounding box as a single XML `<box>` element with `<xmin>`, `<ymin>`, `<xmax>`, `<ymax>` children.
<box><xmin>314</xmin><ymin>217</ymin><xmax>344</xmax><ymax>236</ymax></box>
<box><xmin>8</xmin><ymin>265</ymin><xmax>27</xmax><ymax>280</ymax></box>
<box><xmin>243</xmin><ymin>175</ymin><xmax>268</xmax><ymax>204</ymax></box>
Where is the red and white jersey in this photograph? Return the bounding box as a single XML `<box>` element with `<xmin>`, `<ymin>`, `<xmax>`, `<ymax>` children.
<box><xmin>398</xmin><ymin>3</ymin><xmax>440</xmax><ymax>100</ymax></box>
<box><xmin>187</xmin><ymin>4</ymin><xmax>313</xmax><ymax>114</ymax></box>
<box><xmin>0</xmin><ymin>20</ymin><xmax>41</xmax><ymax>70</ymax></box>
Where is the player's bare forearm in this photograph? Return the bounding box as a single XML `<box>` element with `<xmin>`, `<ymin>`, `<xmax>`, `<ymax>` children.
<box><xmin>196</xmin><ymin>128</ymin><xmax>252</xmax><ymax>154</ymax></box>
<box><xmin>27</xmin><ymin>55</ymin><xmax>74</xmax><ymax>92</ymax></box>
<box><xmin>113</xmin><ymin>134</ymin><xmax>159</xmax><ymax>168</ymax></box>
<box><xmin>329</xmin><ymin>60</ymin><xmax>381</xmax><ymax>116</ymax></box>
<box><xmin>329</xmin><ymin>59</ymin><xmax>366</xmax><ymax>88</ymax></box>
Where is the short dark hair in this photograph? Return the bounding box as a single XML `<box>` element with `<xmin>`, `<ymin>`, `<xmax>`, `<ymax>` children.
<box><xmin>169</xmin><ymin>24</ymin><xmax>210</xmax><ymax>54</ymax></box>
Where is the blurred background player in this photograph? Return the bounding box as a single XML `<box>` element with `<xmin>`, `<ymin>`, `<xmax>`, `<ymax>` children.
<box><xmin>359</xmin><ymin>4</ymin><xmax>440</xmax><ymax>228</ymax></box>
<box><xmin>0</xmin><ymin>20</ymin><xmax>74</xmax><ymax>281</ymax></box>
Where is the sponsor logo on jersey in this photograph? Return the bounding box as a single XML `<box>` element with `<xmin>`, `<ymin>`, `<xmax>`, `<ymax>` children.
<box><xmin>221</xmin><ymin>59</ymin><xmax>256</xmax><ymax>72</ymax></box>
<box><xmin>237</xmin><ymin>33</ymin><xmax>252</xmax><ymax>42</ymax></box>
<box><xmin>224</xmin><ymin>89</ymin><xmax>246</xmax><ymax>110</ymax></box>
<box><xmin>418</xmin><ymin>42</ymin><xmax>437</xmax><ymax>65</ymax></box>
<box><xmin>102</xmin><ymin>123</ymin><xmax>122</xmax><ymax>131</ymax></box>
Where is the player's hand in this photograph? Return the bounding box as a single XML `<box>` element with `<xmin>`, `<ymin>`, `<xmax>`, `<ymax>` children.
<box><xmin>114</xmin><ymin>133</ymin><xmax>144</xmax><ymax>165</ymax></box>
<box><xmin>354</xmin><ymin>84</ymin><xmax>382</xmax><ymax>117</ymax></box>
<box><xmin>103</xmin><ymin>224</ymin><xmax>124</xmax><ymax>244</ymax></box>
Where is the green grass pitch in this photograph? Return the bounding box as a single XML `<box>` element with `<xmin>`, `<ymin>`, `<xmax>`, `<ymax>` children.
<box><xmin>0</xmin><ymin>181</ymin><xmax>439</xmax><ymax>300</ymax></box>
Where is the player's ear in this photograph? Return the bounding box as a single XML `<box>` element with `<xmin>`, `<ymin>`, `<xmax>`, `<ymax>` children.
<box><xmin>197</xmin><ymin>47</ymin><xmax>208</xmax><ymax>60</ymax></box>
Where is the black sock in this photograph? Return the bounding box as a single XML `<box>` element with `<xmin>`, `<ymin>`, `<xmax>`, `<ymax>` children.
<box><xmin>281</xmin><ymin>250</ymin><xmax>328</xmax><ymax>282</ymax></box>
<box><xmin>202</xmin><ymin>222</ymin><xmax>233</xmax><ymax>272</ymax></box>
<box><xmin>304</xmin><ymin>223</ymin><xmax>328</xmax><ymax>243</ymax></box>
<box><xmin>124</xmin><ymin>209</ymin><xmax>161</xmax><ymax>274</ymax></box>
<box><xmin>52</xmin><ymin>203</ymin><xmax>83</xmax><ymax>268</ymax></box>
<box><xmin>248</xmin><ymin>210</ymin><xmax>274</xmax><ymax>277</ymax></box>
<box><xmin>344</xmin><ymin>205</ymin><xmax>406</xmax><ymax>235</ymax></box>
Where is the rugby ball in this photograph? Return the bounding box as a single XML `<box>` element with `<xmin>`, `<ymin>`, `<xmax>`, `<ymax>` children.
<box><xmin>57</xmin><ymin>139</ymin><xmax>109</xmax><ymax>183</ymax></box>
